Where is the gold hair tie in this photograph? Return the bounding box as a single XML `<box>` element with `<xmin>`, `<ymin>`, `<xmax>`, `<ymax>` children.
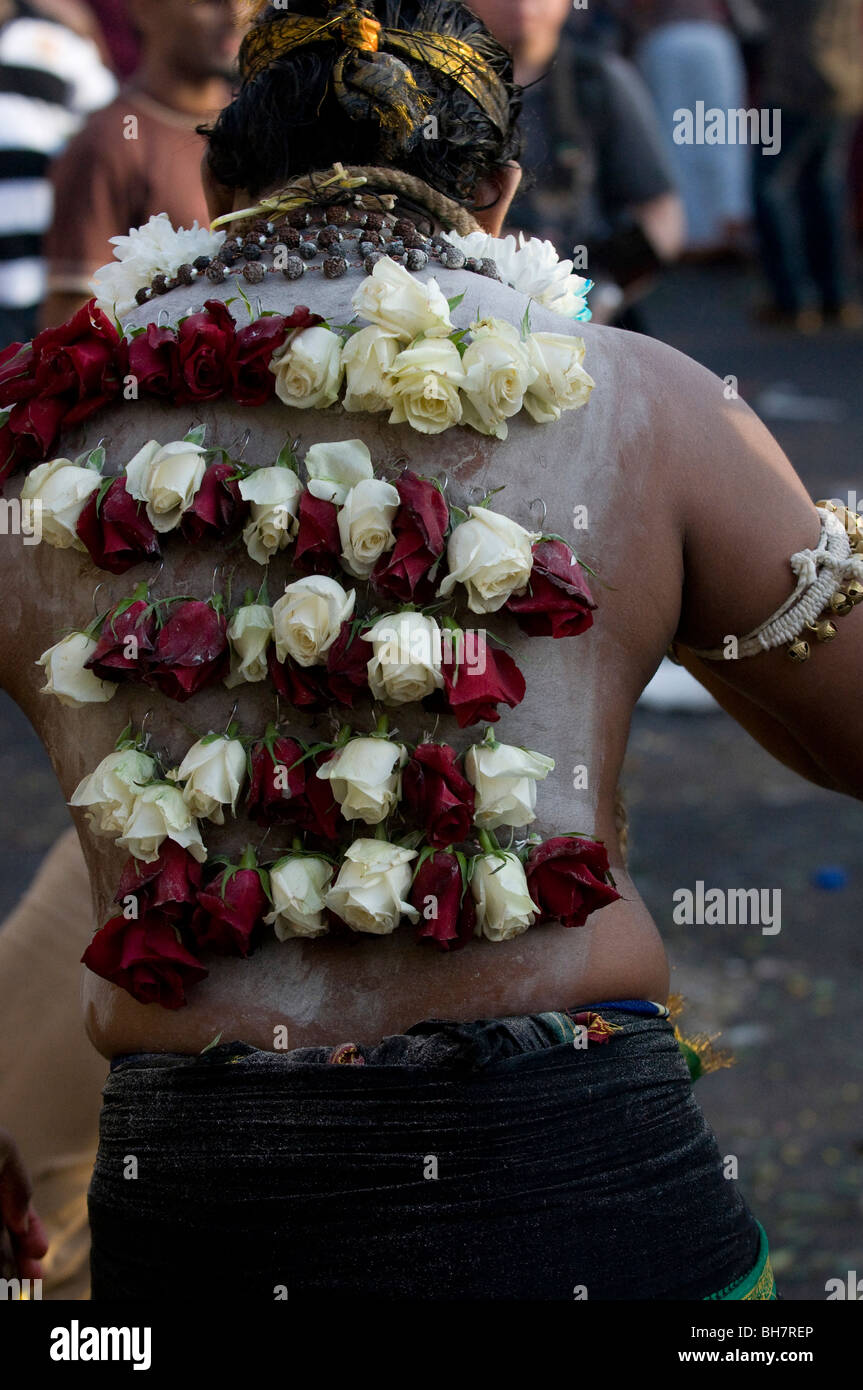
<box><xmin>340</xmin><ymin>12</ymin><xmax>380</xmax><ymax>51</ymax></box>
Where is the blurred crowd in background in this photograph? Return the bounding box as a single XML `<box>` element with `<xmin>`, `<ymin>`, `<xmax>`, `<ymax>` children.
<box><xmin>1</xmin><ymin>0</ymin><xmax>863</xmax><ymax>347</ymax></box>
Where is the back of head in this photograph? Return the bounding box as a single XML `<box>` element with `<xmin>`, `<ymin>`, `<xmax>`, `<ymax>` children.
<box><xmin>204</xmin><ymin>0</ymin><xmax>521</xmax><ymax>213</ymax></box>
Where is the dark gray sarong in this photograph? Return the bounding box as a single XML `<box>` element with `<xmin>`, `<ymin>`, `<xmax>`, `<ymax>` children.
<box><xmin>88</xmin><ymin>1006</ymin><xmax>764</xmax><ymax>1300</ymax></box>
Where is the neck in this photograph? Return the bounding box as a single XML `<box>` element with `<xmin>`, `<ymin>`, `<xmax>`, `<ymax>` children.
<box><xmin>135</xmin><ymin>59</ymin><xmax>229</xmax><ymax>119</ymax></box>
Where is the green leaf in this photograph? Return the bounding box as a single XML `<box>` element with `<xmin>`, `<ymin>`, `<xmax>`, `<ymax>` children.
<box><xmin>184</xmin><ymin>424</ymin><xmax>207</xmax><ymax>447</ymax></box>
<box><xmin>447</xmin><ymin>292</ymin><xmax>465</xmax><ymax>312</ymax></box>
<box><xmin>275</xmin><ymin>438</ymin><xmax>299</xmax><ymax>472</ymax></box>
<box><xmin>94</xmin><ymin>474</ymin><xmax>116</xmax><ymax>516</ymax></box>
<box><xmin>233</xmin><ymin>277</ymin><xmax>253</xmax><ymax>322</ymax></box>
<box><xmin>520</xmin><ymin>302</ymin><xmax>532</xmax><ymax>338</ymax></box>
<box><xmin>199</xmin><ymin>1032</ymin><xmax>223</xmax><ymax>1054</ymax></box>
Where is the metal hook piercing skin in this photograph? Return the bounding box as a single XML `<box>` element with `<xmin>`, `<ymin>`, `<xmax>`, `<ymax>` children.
<box><xmin>92</xmin><ymin>581</ymin><xmax>106</xmax><ymax>617</ymax></box>
<box><xmin>529</xmin><ymin>497</ymin><xmax>548</xmax><ymax>529</ymax></box>
<box><xmin>225</xmin><ymin>700</ymin><xmax>239</xmax><ymax>734</ymax></box>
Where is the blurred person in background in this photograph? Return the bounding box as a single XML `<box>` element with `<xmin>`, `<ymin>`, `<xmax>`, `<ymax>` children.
<box><xmin>82</xmin><ymin>0</ymin><xmax>140</xmax><ymax>77</ymax></box>
<box><xmin>753</xmin><ymin>0</ymin><xmax>863</xmax><ymax>331</ymax></box>
<box><xmin>0</xmin><ymin>0</ymin><xmax>115</xmax><ymax>346</ymax></box>
<box><xmin>467</xmin><ymin>0</ymin><xmax>686</xmax><ymax>326</ymax></box>
<box><xmin>631</xmin><ymin>0</ymin><xmax>752</xmax><ymax>256</ymax></box>
<box><xmin>40</xmin><ymin>0</ymin><xmax>245</xmax><ymax>327</ymax></box>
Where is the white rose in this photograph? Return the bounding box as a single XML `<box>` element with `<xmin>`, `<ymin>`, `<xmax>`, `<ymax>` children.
<box><xmin>116</xmin><ymin>782</ymin><xmax>206</xmax><ymax>863</ymax></box>
<box><xmin>351</xmin><ymin>257</ymin><xmax>453</xmax><ymax>341</ymax></box>
<box><xmin>20</xmin><ymin>457</ymin><xmax>101</xmax><ymax>550</ymax></box>
<box><xmin>437</xmin><ymin>505</ymin><xmax>540</xmax><ymax>613</ymax></box>
<box><xmin>471</xmin><ymin>851</ymin><xmax>538</xmax><ymax>942</ymax></box>
<box><xmin>324</xmin><ymin>838</ymin><xmax>418</xmax><ymax>935</ymax></box>
<box><xmin>265</xmin><ymin>855</ymin><xmax>334</xmax><ymax>940</ymax></box>
<box><xmin>523</xmin><ymin>333</ymin><xmax>595</xmax><ymax>423</ymax></box>
<box><xmin>239</xmin><ymin>466</ymin><xmax>303</xmax><ymax>565</ymax></box>
<box><xmin>338</xmin><ymin>477</ymin><xmax>400</xmax><ymax>579</ymax></box>
<box><xmin>270</xmin><ymin>325</ymin><xmax>343</xmax><ymax>409</ymax></box>
<box><xmin>304</xmin><ymin>438</ymin><xmax>373</xmax><ymax>504</ymax></box>
<box><xmin>70</xmin><ymin>748</ymin><xmax>156</xmax><ymax>836</ymax></box>
<box><xmin>388</xmin><ymin>338</ymin><xmax>466</xmax><ymax>435</ymax></box>
<box><xmin>316</xmin><ymin>737</ymin><xmax>406</xmax><ymax>824</ymax></box>
<box><xmin>37</xmin><ymin>632</ymin><xmax>116</xmax><ymax>707</ymax></box>
<box><xmin>465</xmin><ymin>740</ymin><xmax>555</xmax><ymax>830</ymax></box>
<box><xmin>224</xmin><ymin>603</ymin><xmax>274</xmax><ymax>687</ymax></box>
<box><xmin>460</xmin><ymin>317</ymin><xmax>538</xmax><ymax>440</ymax></box>
<box><xmin>172</xmin><ymin>735</ymin><xmax>246</xmax><ymax>825</ymax></box>
<box><xmin>342</xmin><ymin>325</ymin><xmax>400</xmax><ymax>413</ymax></box>
<box><xmin>272</xmin><ymin>575</ymin><xmax>355</xmax><ymax>666</ymax></box>
<box><xmin>124</xmin><ymin>438</ymin><xmax>206</xmax><ymax>533</ymax></box>
<box><xmin>365</xmin><ymin>612</ymin><xmax>443</xmax><ymax>705</ymax></box>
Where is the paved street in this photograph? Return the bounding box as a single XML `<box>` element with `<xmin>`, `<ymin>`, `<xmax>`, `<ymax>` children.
<box><xmin>1</xmin><ymin>260</ymin><xmax>861</xmax><ymax>1298</ymax></box>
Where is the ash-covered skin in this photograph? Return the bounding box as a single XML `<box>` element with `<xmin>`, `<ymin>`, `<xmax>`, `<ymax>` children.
<box><xmin>0</xmin><ymin>260</ymin><xmax>679</xmax><ymax>1056</ymax></box>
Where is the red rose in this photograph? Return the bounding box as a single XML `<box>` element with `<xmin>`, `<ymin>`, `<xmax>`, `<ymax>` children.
<box><xmin>372</xmin><ymin>470</ymin><xmax>448</xmax><ymax>603</ymax></box>
<box><xmin>0</xmin><ymin>424</ymin><xmax>19</xmax><ymax>491</ymax></box>
<box><xmin>113</xmin><ymin>841</ymin><xmax>204</xmax><ymax>921</ymax></box>
<box><xmin>147</xmin><ymin>600</ymin><xmax>229</xmax><ymax>701</ymax></box>
<box><xmin>267</xmin><ymin>646</ymin><xmax>329</xmax><ymax>711</ymax></box>
<box><xmin>190</xmin><ymin>864</ymin><xmax>268</xmax><ymax>957</ymax></box>
<box><xmin>0</xmin><ymin>340</ymin><xmax>37</xmax><ymax>407</ymax></box>
<box><xmin>84</xmin><ymin>598</ymin><xmax>157</xmax><ymax>682</ymax></box>
<box><xmin>176</xmin><ymin>299</ymin><xmax>235</xmax><ymax>402</ymax></box>
<box><xmin>81</xmin><ymin>911</ymin><xmax>207</xmax><ymax>1009</ymax></box>
<box><xmin>409</xmin><ymin>850</ymin><xmax>476</xmax><ymax>950</ymax></box>
<box><xmin>324</xmin><ymin>622</ymin><xmax>371</xmax><ymax>706</ymax></box>
<box><xmin>6</xmin><ymin>394</ymin><xmax>66</xmax><ymax>463</ymax></box>
<box><xmin>506</xmin><ymin>540</ymin><xmax>596</xmax><ymax>639</ymax></box>
<box><xmin>293</xmin><ymin>491</ymin><xmax>340</xmax><ymax>575</ymax></box>
<box><xmin>525</xmin><ymin>836</ymin><xmax>621</xmax><ymax>929</ymax></box>
<box><xmin>440</xmin><ymin>634</ymin><xmax>526</xmax><ymax>727</ymax></box>
<box><xmin>231</xmin><ymin>313</ymin><xmax>288</xmax><ymax>406</ymax></box>
<box><xmin>179</xmin><ymin>461</ymin><xmax>245</xmax><ymax>543</ymax></box>
<box><xmin>127</xmin><ymin>323</ymin><xmax>179</xmax><ymax>398</ymax></box>
<box><xmin>246</xmin><ymin>735</ymin><xmax>306</xmax><ymax>825</ymax></box>
<box><xmin>402</xmin><ymin>743</ymin><xmax>475</xmax><ymax>848</ymax></box>
<box><xmin>76</xmin><ymin>476</ymin><xmax>161</xmax><ymax>573</ymax></box>
<box><xmin>32</xmin><ymin>300</ymin><xmax>123</xmax><ymax>422</ymax></box>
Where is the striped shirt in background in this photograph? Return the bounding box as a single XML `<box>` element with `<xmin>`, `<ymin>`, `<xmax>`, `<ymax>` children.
<box><xmin>0</xmin><ymin>3</ymin><xmax>115</xmax><ymax>342</ymax></box>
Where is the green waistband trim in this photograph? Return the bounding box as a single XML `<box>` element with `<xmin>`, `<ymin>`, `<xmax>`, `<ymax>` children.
<box><xmin>704</xmin><ymin>1222</ymin><xmax>777</xmax><ymax>1300</ymax></box>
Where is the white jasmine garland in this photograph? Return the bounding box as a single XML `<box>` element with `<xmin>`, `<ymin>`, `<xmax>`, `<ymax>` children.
<box><xmin>304</xmin><ymin>438</ymin><xmax>373</xmax><ymax>504</ymax></box>
<box><xmin>270</xmin><ymin>324</ymin><xmax>343</xmax><ymax>409</ymax></box>
<box><xmin>337</xmin><ymin>476</ymin><xmax>400</xmax><ymax>578</ymax></box>
<box><xmin>351</xmin><ymin>257</ymin><xmax>454</xmax><ymax>340</ymax></box>
<box><xmin>465</xmin><ymin>740</ymin><xmax>555</xmax><ymax>830</ymax></box>
<box><xmin>239</xmin><ymin>466</ymin><xmax>303</xmax><ymax>564</ymax></box>
<box><xmin>37</xmin><ymin>632</ymin><xmax>116</xmax><ymax>707</ymax></box>
<box><xmin>224</xmin><ymin>603</ymin><xmax>274</xmax><ymax>687</ymax></box>
<box><xmin>365</xmin><ymin>611</ymin><xmax>443</xmax><ymax>704</ymax></box>
<box><xmin>437</xmin><ymin>505</ymin><xmax>541</xmax><ymax>613</ymax></box>
<box><xmin>125</xmin><ymin>438</ymin><xmax>207</xmax><ymax>533</ymax></box>
<box><xmin>90</xmin><ymin>213</ymin><xmax>226</xmax><ymax>318</ymax></box>
<box><xmin>21</xmin><ymin>457</ymin><xmax>101</xmax><ymax>550</ymax></box>
<box><xmin>70</xmin><ymin>748</ymin><xmax>157</xmax><ymax>836</ymax></box>
<box><xmin>265</xmin><ymin>855</ymin><xmax>334</xmax><ymax>939</ymax></box>
<box><xmin>116</xmin><ymin>782</ymin><xmax>207</xmax><ymax>863</ymax></box>
<box><xmin>272</xmin><ymin>575</ymin><xmax>355</xmax><ymax>666</ymax></box>
<box><xmin>316</xmin><ymin>737</ymin><xmax>406</xmax><ymax>825</ymax></box>
<box><xmin>471</xmin><ymin>850</ymin><xmax>538</xmax><ymax>942</ymax></box>
<box><xmin>171</xmin><ymin>735</ymin><xmax>246</xmax><ymax>825</ymax></box>
<box><xmin>342</xmin><ymin>325</ymin><xmax>400</xmax><ymax>412</ymax></box>
<box><xmin>324</xmin><ymin>838</ymin><xmax>419</xmax><ymax>935</ymax></box>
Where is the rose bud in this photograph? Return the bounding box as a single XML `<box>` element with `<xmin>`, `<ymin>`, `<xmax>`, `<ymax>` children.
<box><xmin>37</xmin><ymin>631</ymin><xmax>116</xmax><ymax>707</ymax></box>
<box><xmin>324</xmin><ymin>621</ymin><xmax>372</xmax><ymax>707</ymax></box>
<box><xmin>342</xmin><ymin>324</ymin><xmax>398</xmax><ymax>413</ymax></box>
<box><xmin>81</xmin><ymin>911</ymin><xmax>208</xmax><ymax>1009</ymax></box>
<box><xmin>440</xmin><ymin>635</ymin><xmax>526</xmax><ymax>728</ymax></box>
<box><xmin>273</xmin><ymin>575</ymin><xmax>355</xmax><ymax>666</ymax></box>
<box><xmin>117</xmin><ymin>782</ymin><xmax>207</xmax><ymax>864</ymax></box>
<box><xmin>224</xmin><ymin>602</ymin><xmax>273</xmax><ymax>687</ymax></box>
<box><xmin>0</xmin><ymin>338</ymin><xmax>37</xmax><ymax>408</ymax></box>
<box><xmin>437</xmin><ymin>506</ymin><xmax>540</xmax><ymax>614</ymax></box>
<box><xmin>365</xmin><ymin>611</ymin><xmax>443</xmax><ymax>705</ymax></box>
<box><xmin>316</xmin><ymin>736</ymin><xmax>406</xmax><ymax>825</ymax></box>
<box><xmin>231</xmin><ymin>313</ymin><xmax>288</xmax><ymax>406</ymax></box>
<box><xmin>299</xmin><ymin>753</ymin><xmax>342</xmax><ymax>839</ymax></box>
<box><xmin>371</xmin><ymin>470</ymin><xmax>448</xmax><ymax>603</ymax></box>
<box><xmin>505</xmin><ymin>539</ymin><xmax>596</xmax><ymax>639</ymax></box>
<box><xmin>190</xmin><ymin>856</ymin><xmax>268</xmax><ymax>957</ymax></box>
<box><xmin>147</xmin><ymin>600</ymin><xmax>229</xmax><ymax>701</ymax></box>
<box><xmin>176</xmin><ymin>298</ymin><xmax>235</xmax><ymax>402</ymax></box>
<box><xmin>239</xmin><ymin>465</ymin><xmax>303</xmax><ymax>565</ymax></box>
<box><xmin>125</xmin><ymin>437</ymin><xmax>207</xmax><ymax>533</ymax></box>
<box><xmin>173</xmin><ymin>734</ymin><xmax>246</xmax><ymax>825</ymax></box>
<box><xmin>76</xmin><ymin>476</ymin><xmax>161</xmax><ymax>574</ymax></box>
<box><xmin>471</xmin><ymin>850</ymin><xmax>538</xmax><ymax>942</ymax></box>
<box><xmin>6</xmin><ymin>395</ymin><xmax>66</xmax><ymax>465</ymax></box>
<box><xmin>180</xmin><ymin>460</ymin><xmax>246</xmax><ymax>544</ymax></box>
<box><xmin>465</xmin><ymin>737</ymin><xmax>554</xmax><ymax>830</ymax></box>
<box><xmin>267</xmin><ymin>646</ymin><xmax>329</xmax><ymax>711</ymax></box>
<box><xmin>337</xmin><ymin>476</ymin><xmax>400</xmax><ymax>579</ymax></box>
<box><xmin>293</xmin><ymin>491</ymin><xmax>341</xmax><ymax>576</ymax></box>
<box><xmin>402</xmin><ymin>743</ymin><xmax>475</xmax><ymax>848</ymax></box>
<box><xmin>264</xmin><ymin>854</ymin><xmax>333</xmax><ymax>939</ymax></box>
<box><xmin>304</xmin><ymin>438</ymin><xmax>373</xmax><ymax>504</ymax></box>
<box><xmin>114</xmin><ymin>840</ymin><xmax>204</xmax><ymax>922</ymax></box>
<box><xmin>32</xmin><ymin>301</ymin><xmax>122</xmax><ymax>420</ymax></box>
<box><xmin>410</xmin><ymin>849</ymin><xmax>476</xmax><ymax>950</ymax></box>
<box><xmin>525</xmin><ymin>836</ymin><xmax>621</xmax><ymax>929</ymax></box>
<box><xmin>0</xmin><ymin>422</ymin><xmax>17</xmax><ymax>491</ymax></box>
<box><xmin>85</xmin><ymin>597</ymin><xmax>157</xmax><ymax>683</ymax></box>
<box><xmin>70</xmin><ymin>746</ymin><xmax>157</xmax><ymax>836</ymax></box>
<box><xmin>246</xmin><ymin>734</ymin><xmax>305</xmax><ymax>825</ymax></box>
<box><xmin>127</xmin><ymin>323</ymin><xmax>179</xmax><ymax>399</ymax></box>
<box><xmin>324</xmin><ymin>838</ymin><xmax>419</xmax><ymax>935</ymax></box>
<box><xmin>21</xmin><ymin>455</ymin><xmax>102</xmax><ymax>549</ymax></box>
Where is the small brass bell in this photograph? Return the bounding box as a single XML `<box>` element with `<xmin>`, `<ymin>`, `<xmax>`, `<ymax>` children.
<box><xmin>830</xmin><ymin>590</ymin><xmax>854</xmax><ymax>616</ymax></box>
<box><xmin>787</xmin><ymin>639</ymin><xmax>811</xmax><ymax>663</ymax></box>
<box><xmin>846</xmin><ymin>580</ymin><xmax>863</xmax><ymax>605</ymax></box>
<box><xmin>806</xmin><ymin>618</ymin><xmax>838</xmax><ymax>642</ymax></box>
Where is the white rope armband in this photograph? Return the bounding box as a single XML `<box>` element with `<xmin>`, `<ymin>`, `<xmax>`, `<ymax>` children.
<box><xmin>690</xmin><ymin>504</ymin><xmax>863</xmax><ymax>664</ymax></box>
